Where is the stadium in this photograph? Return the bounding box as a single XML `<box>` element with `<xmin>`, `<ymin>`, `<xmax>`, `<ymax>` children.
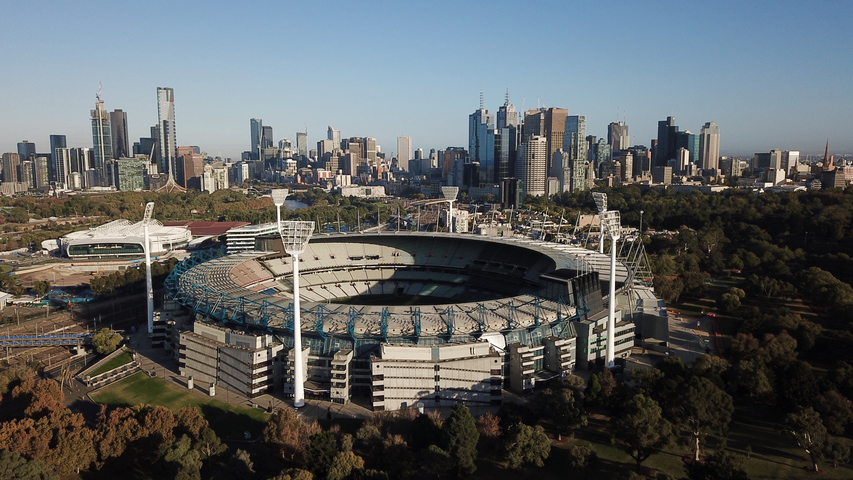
<box><xmin>59</xmin><ymin>219</ymin><xmax>192</xmax><ymax>258</ymax></box>
<box><xmin>166</xmin><ymin>231</ymin><xmax>666</xmax><ymax>411</ymax></box>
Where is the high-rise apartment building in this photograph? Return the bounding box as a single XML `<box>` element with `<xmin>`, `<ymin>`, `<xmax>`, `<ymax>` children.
<box><xmin>110</xmin><ymin>110</ymin><xmax>129</xmax><ymax>159</ymax></box>
<box><xmin>250</xmin><ymin>118</ymin><xmax>263</xmax><ymax>160</ymax></box>
<box><xmin>157</xmin><ymin>87</ymin><xmax>177</xmax><ymax>176</ymax></box>
<box><xmin>33</xmin><ymin>157</ymin><xmax>50</xmax><ymax>189</ymax></box>
<box><xmin>699</xmin><ymin>122</ymin><xmax>720</xmax><ymax>172</ymax></box>
<box><xmin>53</xmin><ymin>148</ymin><xmax>71</xmax><ymax>187</ymax></box>
<box><xmin>91</xmin><ymin>93</ymin><xmax>113</xmax><ymax>185</ymax></box>
<box><xmin>49</xmin><ymin>135</ymin><xmax>67</xmax><ymax>165</ymax></box>
<box><xmin>608</xmin><ymin>121</ymin><xmax>629</xmax><ymax>153</ymax></box>
<box><xmin>296</xmin><ymin>131</ymin><xmax>308</xmax><ymax>157</ymax></box>
<box><xmin>396</xmin><ymin>136</ymin><xmax>411</xmax><ymax>171</ymax></box>
<box><xmin>328</xmin><ymin>126</ymin><xmax>341</xmax><ymax>148</ymax></box>
<box><xmin>516</xmin><ymin>135</ymin><xmax>547</xmax><ymax>197</ymax></box>
<box><xmin>114</xmin><ymin>157</ymin><xmax>148</xmax><ymax>191</ymax></box>
<box><xmin>2</xmin><ymin>153</ymin><xmax>21</xmax><ymax>183</ymax></box>
<box><xmin>17</xmin><ymin>141</ymin><xmax>36</xmax><ymax>162</ymax></box>
<box><xmin>364</xmin><ymin>138</ymin><xmax>377</xmax><ymax>163</ymax></box>
<box><xmin>70</xmin><ymin>148</ymin><xmax>90</xmax><ymax>175</ymax></box>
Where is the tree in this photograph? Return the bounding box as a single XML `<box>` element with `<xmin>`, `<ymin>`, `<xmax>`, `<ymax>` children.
<box><xmin>684</xmin><ymin>449</ymin><xmax>748</xmax><ymax>480</ymax></box>
<box><xmin>823</xmin><ymin>437</ymin><xmax>850</xmax><ymax>469</ymax></box>
<box><xmin>304</xmin><ymin>431</ymin><xmax>338</xmax><ymax>479</ymax></box>
<box><xmin>32</xmin><ymin>281</ymin><xmax>51</xmax><ymax>298</ymax></box>
<box><xmin>611</xmin><ymin>394</ymin><xmax>673</xmax><ymax>473</ymax></box>
<box><xmin>441</xmin><ymin>403</ymin><xmax>479</xmax><ymax>475</ymax></box>
<box><xmin>327</xmin><ymin>451</ymin><xmax>364</xmax><ymax>480</ymax></box>
<box><xmin>675</xmin><ymin>376</ymin><xmax>734</xmax><ymax>461</ymax></box>
<box><xmin>503</xmin><ymin>424</ymin><xmax>551</xmax><ymax>469</ymax></box>
<box><xmin>227</xmin><ymin>449</ymin><xmax>254</xmax><ymax>477</ymax></box>
<box><xmin>419</xmin><ymin>445</ymin><xmax>453</xmax><ymax>478</ymax></box>
<box><xmin>263</xmin><ymin>407</ymin><xmax>305</xmax><ymax>460</ymax></box>
<box><xmin>783</xmin><ymin>407</ymin><xmax>827</xmax><ymax>472</ymax></box>
<box><xmin>539</xmin><ymin>387</ymin><xmax>586</xmax><ymax>439</ymax></box>
<box><xmin>0</xmin><ymin>449</ymin><xmax>57</xmax><ymax>480</ymax></box>
<box><xmin>585</xmin><ymin>374</ymin><xmax>602</xmax><ymax>405</ymax></box>
<box><xmin>91</xmin><ymin>328</ymin><xmax>122</xmax><ymax>354</ymax></box>
<box><xmin>814</xmin><ymin>390</ymin><xmax>853</xmax><ymax>435</ymax></box>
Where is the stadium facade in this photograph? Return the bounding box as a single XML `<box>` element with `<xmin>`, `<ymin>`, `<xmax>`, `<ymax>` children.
<box><xmin>166</xmin><ymin>232</ymin><xmax>667</xmax><ymax>410</ymax></box>
<box><xmin>59</xmin><ymin>219</ymin><xmax>192</xmax><ymax>258</ymax></box>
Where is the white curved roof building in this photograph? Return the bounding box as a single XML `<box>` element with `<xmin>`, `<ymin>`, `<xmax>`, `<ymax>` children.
<box><xmin>59</xmin><ymin>219</ymin><xmax>192</xmax><ymax>258</ymax></box>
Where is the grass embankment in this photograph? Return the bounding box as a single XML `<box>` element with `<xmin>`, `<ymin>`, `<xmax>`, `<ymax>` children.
<box><xmin>88</xmin><ymin>351</ymin><xmax>133</xmax><ymax>377</ymax></box>
<box><xmin>91</xmin><ymin>371</ymin><xmax>269</xmax><ymax>439</ymax></box>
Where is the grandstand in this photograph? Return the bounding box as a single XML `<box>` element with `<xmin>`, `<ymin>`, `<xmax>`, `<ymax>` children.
<box><xmin>167</xmin><ymin>232</ymin><xmax>664</xmax><ymax>409</ymax></box>
<box><xmin>59</xmin><ymin>219</ymin><xmax>191</xmax><ymax>258</ymax></box>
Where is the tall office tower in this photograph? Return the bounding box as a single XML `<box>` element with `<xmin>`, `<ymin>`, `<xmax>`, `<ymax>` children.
<box><xmin>2</xmin><ymin>153</ymin><xmax>21</xmax><ymax>183</ymax></box>
<box><xmin>17</xmin><ymin>141</ymin><xmax>36</xmax><ymax>161</ymax></box>
<box><xmin>676</xmin><ymin>131</ymin><xmax>699</xmax><ymax>167</ymax></box>
<box><xmin>33</xmin><ymin>157</ymin><xmax>50</xmax><ymax>188</ymax></box>
<box><xmin>110</xmin><ymin>110</ymin><xmax>129</xmax><ymax>159</ymax></box>
<box><xmin>496</xmin><ymin>125</ymin><xmax>517</xmax><ymax>182</ymax></box>
<box><xmin>363</xmin><ymin>138</ymin><xmax>377</xmax><ymax>163</ymax></box>
<box><xmin>296</xmin><ymin>131</ymin><xmax>308</xmax><ymax>157</ymax></box>
<box><xmin>620</xmin><ymin>151</ymin><xmax>634</xmax><ymax>182</ymax></box>
<box><xmin>157</xmin><ymin>87</ymin><xmax>177</xmax><ymax>176</ymax></box>
<box><xmin>782</xmin><ymin>150</ymin><xmax>800</xmax><ymax>175</ymax></box>
<box><xmin>586</xmin><ymin>135</ymin><xmax>598</xmax><ymax>165</ymax></box>
<box><xmin>70</xmin><ymin>147</ymin><xmax>90</xmax><ymax>174</ymax></box>
<box><xmin>542</xmin><ymin>108</ymin><xmax>568</xmax><ymax>169</ymax></box>
<box><xmin>522</xmin><ymin>109</ymin><xmax>543</xmax><ymax>140</ymax></box>
<box><xmin>699</xmin><ymin>121</ymin><xmax>720</xmax><ymax>172</ymax></box>
<box><xmin>250</xmin><ymin>118</ymin><xmax>263</xmax><ymax>160</ymax></box>
<box><xmin>54</xmin><ymin>148</ymin><xmax>71</xmax><ymax>187</ymax></box>
<box><xmin>654</xmin><ymin>116</ymin><xmax>679</xmax><ymax>168</ymax></box>
<box><xmin>593</xmin><ymin>139</ymin><xmax>611</xmax><ymax>177</ymax></box>
<box><xmin>49</xmin><ymin>135</ymin><xmax>67</xmax><ymax>165</ymax></box>
<box><xmin>396</xmin><ymin>136</ymin><xmax>412</xmax><ymax>171</ymax></box>
<box><xmin>516</xmin><ymin>135</ymin><xmax>547</xmax><ymax>197</ymax></box>
<box><xmin>343</xmin><ymin>137</ymin><xmax>364</xmax><ymax>164</ymax></box>
<box><xmin>262</xmin><ymin>126</ymin><xmax>274</xmax><ymax>150</ymax></box>
<box><xmin>497</xmin><ymin>92</ymin><xmax>518</xmax><ymax>129</ymax></box>
<box><xmin>317</xmin><ymin>139</ymin><xmax>335</xmax><ymax>159</ymax></box>
<box><xmin>328</xmin><ymin>126</ymin><xmax>341</xmax><ymax>148</ymax></box>
<box><xmin>628</xmin><ymin>146</ymin><xmax>651</xmax><ymax>178</ymax></box>
<box><xmin>91</xmin><ymin>92</ymin><xmax>113</xmax><ymax>184</ymax></box>
<box><xmin>608</xmin><ymin>121</ymin><xmax>629</xmax><ymax>153</ymax></box>
<box><xmin>563</xmin><ymin>115</ymin><xmax>587</xmax><ymax>192</ymax></box>
<box><xmin>550</xmin><ymin>150</ymin><xmax>571</xmax><ymax>193</ymax></box>
<box><xmin>468</xmin><ymin>99</ymin><xmax>495</xmax><ymax>166</ymax></box>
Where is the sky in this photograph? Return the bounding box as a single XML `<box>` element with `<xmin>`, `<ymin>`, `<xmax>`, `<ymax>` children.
<box><xmin>1</xmin><ymin>1</ymin><xmax>851</xmax><ymax>159</ymax></box>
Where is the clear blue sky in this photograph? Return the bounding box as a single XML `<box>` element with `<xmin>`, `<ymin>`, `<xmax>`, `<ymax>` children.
<box><xmin>2</xmin><ymin>1</ymin><xmax>851</xmax><ymax>159</ymax></box>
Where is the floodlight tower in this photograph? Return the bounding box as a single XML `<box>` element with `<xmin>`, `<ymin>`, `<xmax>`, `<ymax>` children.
<box><xmin>592</xmin><ymin>192</ymin><xmax>608</xmax><ymax>254</ymax></box>
<box><xmin>271</xmin><ymin>189</ymin><xmax>288</xmax><ymax>230</ymax></box>
<box><xmin>600</xmin><ymin>209</ymin><xmax>622</xmax><ymax>367</ymax></box>
<box><xmin>441</xmin><ymin>186</ymin><xmax>459</xmax><ymax>233</ymax></box>
<box><xmin>142</xmin><ymin>202</ymin><xmax>155</xmax><ymax>334</ymax></box>
<box><xmin>278</xmin><ymin>220</ymin><xmax>315</xmax><ymax>408</ymax></box>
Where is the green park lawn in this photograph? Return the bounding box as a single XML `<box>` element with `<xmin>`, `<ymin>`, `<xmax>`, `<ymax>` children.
<box><xmin>91</xmin><ymin>371</ymin><xmax>269</xmax><ymax>439</ymax></box>
<box><xmin>88</xmin><ymin>351</ymin><xmax>133</xmax><ymax>377</ymax></box>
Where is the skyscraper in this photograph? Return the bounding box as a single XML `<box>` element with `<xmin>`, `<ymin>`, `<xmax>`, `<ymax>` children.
<box><xmin>49</xmin><ymin>135</ymin><xmax>67</xmax><ymax>182</ymax></box>
<box><xmin>516</xmin><ymin>135</ymin><xmax>547</xmax><ymax>197</ymax></box>
<box><xmin>653</xmin><ymin>116</ymin><xmax>679</xmax><ymax>168</ymax></box>
<box><xmin>699</xmin><ymin>122</ymin><xmax>720</xmax><ymax>172</ymax></box>
<box><xmin>328</xmin><ymin>126</ymin><xmax>341</xmax><ymax>148</ymax></box>
<box><xmin>564</xmin><ymin>115</ymin><xmax>588</xmax><ymax>193</ymax></box>
<box><xmin>157</xmin><ymin>87</ymin><xmax>176</xmax><ymax>176</ymax></box>
<box><xmin>250</xmin><ymin>118</ymin><xmax>263</xmax><ymax>160</ymax></box>
<box><xmin>110</xmin><ymin>110</ymin><xmax>129</xmax><ymax>159</ymax></box>
<box><xmin>53</xmin><ymin>148</ymin><xmax>71</xmax><ymax>187</ymax></box>
<box><xmin>91</xmin><ymin>91</ymin><xmax>112</xmax><ymax>184</ymax></box>
<box><xmin>263</xmin><ymin>126</ymin><xmax>274</xmax><ymax>150</ymax></box>
<box><xmin>608</xmin><ymin>121</ymin><xmax>629</xmax><ymax>153</ymax></box>
<box><xmin>468</xmin><ymin>100</ymin><xmax>495</xmax><ymax>166</ymax></box>
<box><xmin>497</xmin><ymin>92</ymin><xmax>518</xmax><ymax>129</ymax></box>
<box><xmin>17</xmin><ymin>141</ymin><xmax>36</xmax><ymax>162</ymax></box>
<box><xmin>2</xmin><ymin>153</ymin><xmax>20</xmax><ymax>183</ymax></box>
<box><xmin>296</xmin><ymin>131</ymin><xmax>308</xmax><ymax>157</ymax></box>
<box><xmin>676</xmin><ymin>131</ymin><xmax>699</xmax><ymax>167</ymax></box>
<box><xmin>397</xmin><ymin>136</ymin><xmax>412</xmax><ymax>171</ymax></box>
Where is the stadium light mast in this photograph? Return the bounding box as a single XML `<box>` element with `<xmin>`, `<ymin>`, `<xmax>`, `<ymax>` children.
<box><xmin>600</xmin><ymin>209</ymin><xmax>622</xmax><ymax>367</ymax></box>
<box><xmin>278</xmin><ymin>220</ymin><xmax>314</xmax><ymax>408</ymax></box>
<box><xmin>271</xmin><ymin>189</ymin><xmax>288</xmax><ymax>230</ymax></box>
<box><xmin>592</xmin><ymin>192</ymin><xmax>608</xmax><ymax>254</ymax></box>
<box><xmin>441</xmin><ymin>186</ymin><xmax>459</xmax><ymax>233</ymax></box>
<box><xmin>142</xmin><ymin>202</ymin><xmax>155</xmax><ymax>335</ymax></box>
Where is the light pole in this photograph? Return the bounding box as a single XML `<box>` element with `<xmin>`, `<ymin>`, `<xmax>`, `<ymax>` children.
<box><xmin>441</xmin><ymin>187</ymin><xmax>459</xmax><ymax>233</ymax></box>
<box><xmin>142</xmin><ymin>202</ymin><xmax>155</xmax><ymax>335</ymax></box>
<box><xmin>600</xmin><ymin>210</ymin><xmax>622</xmax><ymax>368</ymax></box>
<box><xmin>639</xmin><ymin>210</ymin><xmax>644</xmax><ymax>235</ymax></box>
<box><xmin>271</xmin><ymin>189</ymin><xmax>289</xmax><ymax>231</ymax></box>
<box><xmin>278</xmin><ymin>220</ymin><xmax>314</xmax><ymax>408</ymax></box>
<box><xmin>592</xmin><ymin>192</ymin><xmax>608</xmax><ymax>254</ymax></box>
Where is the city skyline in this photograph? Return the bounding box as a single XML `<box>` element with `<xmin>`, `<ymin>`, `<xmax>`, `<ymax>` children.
<box><xmin>2</xmin><ymin>1</ymin><xmax>851</xmax><ymax>158</ymax></box>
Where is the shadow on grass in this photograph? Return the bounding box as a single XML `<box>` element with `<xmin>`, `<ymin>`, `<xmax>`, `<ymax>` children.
<box><xmin>199</xmin><ymin>403</ymin><xmax>266</xmax><ymax>440</ymax></box>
